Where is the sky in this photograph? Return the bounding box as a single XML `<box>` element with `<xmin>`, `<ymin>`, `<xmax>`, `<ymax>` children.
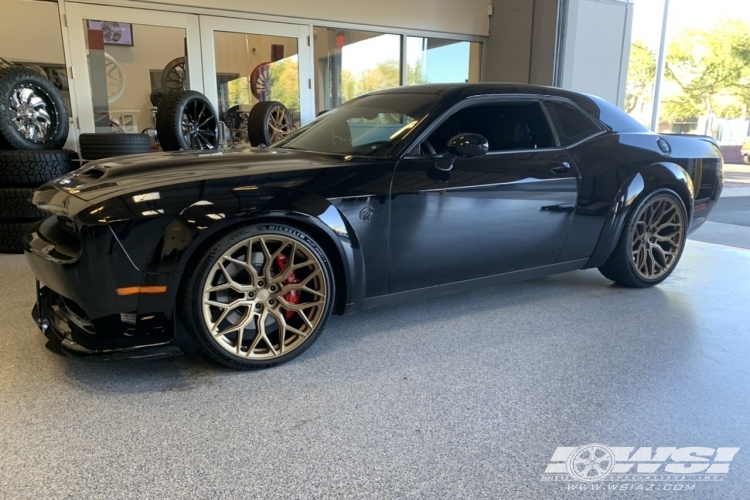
<box><xmin>632</xmin><ymin>0</ymin><xmax>750</xmax><ymax>49</ymax></box>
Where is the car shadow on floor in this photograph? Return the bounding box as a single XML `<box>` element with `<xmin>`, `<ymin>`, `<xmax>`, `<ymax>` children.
<box><xmin>48</xmin><ymin>268</ymin><xmax>683</xmax><ymax>394</ymax></box>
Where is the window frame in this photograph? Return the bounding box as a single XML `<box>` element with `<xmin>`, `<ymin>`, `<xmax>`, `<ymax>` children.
<box><xmin>541</xmin><ymin>97</ymin><xmax>608</xmax><ymax>148</ymax></box>
<box><xmin>402</xmin><ymin>94</ymin><xmax>567</xmax><ymax>159</ymax></box>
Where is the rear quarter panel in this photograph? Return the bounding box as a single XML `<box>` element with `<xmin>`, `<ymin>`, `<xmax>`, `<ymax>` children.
<box><xmin>557</xmin><ymin>131</ymin><xmax>722</xmax><ymax>267</ymax></box>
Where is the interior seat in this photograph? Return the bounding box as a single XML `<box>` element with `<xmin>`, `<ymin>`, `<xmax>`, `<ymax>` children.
<box><xmin>489</xmin><ymin>117</ymin><xmax>532</xmax><ymax>151</ymax></box>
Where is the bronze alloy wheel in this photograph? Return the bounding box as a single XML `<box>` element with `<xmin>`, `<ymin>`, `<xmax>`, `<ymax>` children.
<box><xmin>631</xmin><ymin>195</ymin><xmax>685</xmax><ymax>280</ymax></box>
<box><xmin>200</xmin><ymin>233</ymin><xmax>328</xmax><ymax>361</ymax></box>
<box><xmin>598</xmin><ymin>189</ymin><xmax>687</xmax><ymax>288</ymax></box>
<box><xmin>266</xmin><ymin>105</ymin><xmax>293</xmax><ymax>143</ymax></box>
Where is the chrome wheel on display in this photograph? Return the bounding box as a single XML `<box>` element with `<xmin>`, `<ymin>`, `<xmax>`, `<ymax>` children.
<box><xmin>201</xmin><ymin>234</ymin><xmax>328</xmax><ymax>361</ymax></box>
<box><xmin>631</xmin><ymin>195</ymin><xmax>685</xmax><ymax>280</ymax></box>
<box><xmin>9</xmin><ymin>84</ymin><xmax>53</xmax><ymax>142</ymax></box>
<box><xmin>0</xmin><ymin>66</ymin><xmax>69</xmax><ymax>150</ymax></box>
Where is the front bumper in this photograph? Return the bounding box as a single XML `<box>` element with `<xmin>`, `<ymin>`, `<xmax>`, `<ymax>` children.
<box><xmin>32</xmin><ymin>283</ymin><xmax>181</xmax><ymax>360</ymax></box>
<box><xmin>24</xmin><ymin>216</ymin><xmax>181</xmax><ymax>358</ymax></box>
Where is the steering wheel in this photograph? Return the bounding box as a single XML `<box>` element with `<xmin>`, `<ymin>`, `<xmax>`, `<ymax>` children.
<box><xmin>421</xmin><ymin>139</ymin><xmax>436</xmax><ymax>155</ymax></box>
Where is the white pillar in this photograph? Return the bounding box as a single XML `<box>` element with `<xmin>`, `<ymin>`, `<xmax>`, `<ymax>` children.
<box><xmin>559</xmin><ymin>0</ymin><xmax>635</xmax><ymax>106</ymax></box>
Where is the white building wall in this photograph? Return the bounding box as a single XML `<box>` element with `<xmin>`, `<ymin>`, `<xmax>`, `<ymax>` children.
<box><xmin>560</xmin><ymin>0</ymin><xmax>634</xmax><ymax>105</ymax></box>
<box><xmin>138</xmin><ymin>0</ymin><xmax>491</xmax><ymax>36</ymax></box>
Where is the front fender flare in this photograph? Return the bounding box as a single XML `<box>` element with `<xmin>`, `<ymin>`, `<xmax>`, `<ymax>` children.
<box><xmin>144</xmin><ymin>188</ymin><xmax>366</xmax><ymax>313</ymax></box>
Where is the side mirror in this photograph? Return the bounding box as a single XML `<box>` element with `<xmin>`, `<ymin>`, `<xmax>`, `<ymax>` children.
<box><xmin>434</xmin><ymin>133</ymin><xmax>489</xmax><ymax>172</ymax></box>
<box><xmin>447</xmin><ymin>133</ymin><xmax>489</xmax><ymax>157</ymax></box>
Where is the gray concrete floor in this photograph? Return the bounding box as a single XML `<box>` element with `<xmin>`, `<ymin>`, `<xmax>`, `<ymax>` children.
<box><xmin>1</xmin><ymin>192</ymin><xmax>749</xmax><ymax>499</ymax></box>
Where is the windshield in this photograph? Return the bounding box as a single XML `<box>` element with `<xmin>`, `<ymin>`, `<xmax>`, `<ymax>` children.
<box><xmin>274</xmin><ymin>93</ymin><xmax>439</xmax><ymax>157</ymax></box>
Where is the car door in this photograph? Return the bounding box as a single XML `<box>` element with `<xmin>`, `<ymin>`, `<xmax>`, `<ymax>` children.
<box><xmin>388</xmin><ymin>98</ymin><xmax>579</xmax><ymax>293</ymax></box>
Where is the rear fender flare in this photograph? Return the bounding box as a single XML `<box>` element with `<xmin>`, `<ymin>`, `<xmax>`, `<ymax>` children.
<box><xmin>585</xmin><ymin>162</ymin><xmax>694</xmax><ymax>268</ymax></box>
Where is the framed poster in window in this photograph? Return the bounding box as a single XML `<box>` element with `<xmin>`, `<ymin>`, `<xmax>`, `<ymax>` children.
<box><xmin>87</xmin><ymin>21</ymin><xmax>134</xmax><ymax>46</ymax></box>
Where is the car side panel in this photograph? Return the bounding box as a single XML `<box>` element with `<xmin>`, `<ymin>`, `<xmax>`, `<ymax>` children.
<box><xmin>560</xmin><ymin>131</ymin><xmax>722</xmax><ymax>267</ymax></box>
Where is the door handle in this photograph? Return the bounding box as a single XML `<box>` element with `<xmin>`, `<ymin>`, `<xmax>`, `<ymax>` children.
<box><xmin>550</xmin><ymin>162</ymin><xmax>571</xmax><ymax>175</ymax></box>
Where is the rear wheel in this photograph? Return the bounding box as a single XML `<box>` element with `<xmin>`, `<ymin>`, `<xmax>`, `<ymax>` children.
<box><xmin>598</xmin><ymin>189</ymin><xmax>687</xmax><ymax>287</ymax></box>
<box><xmin>180</xmin><ymin>223</ymin><xmax>335</xmax><ymax>369</ymax></box>
<box><xmin>743</xmin><ymin>155</ymin><xmax>750</xmax><ymax>165</ymax></box>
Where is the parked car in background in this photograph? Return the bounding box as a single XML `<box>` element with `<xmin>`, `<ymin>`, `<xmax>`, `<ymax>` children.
<box><xmin>23</xmin><ymin>83</ymin><xmax>724</xmax><ymax>369</ymax></box>
<box><xmin>741</xmin><ymin>137</ymin><xmax>750</xmax><ymax>165</ymax></box>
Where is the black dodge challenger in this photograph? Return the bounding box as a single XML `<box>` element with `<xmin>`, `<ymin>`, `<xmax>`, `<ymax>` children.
<box><xmin>24</xmin><ymin>84</ymin><xmax>723</xmax><ymax>369</ymax></box>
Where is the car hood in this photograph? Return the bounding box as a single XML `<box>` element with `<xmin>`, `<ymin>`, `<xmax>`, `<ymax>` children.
<box><xmin>52</xmin><ymin>147</ymin><xmax>350</xmax><ymax>203</ymax></box>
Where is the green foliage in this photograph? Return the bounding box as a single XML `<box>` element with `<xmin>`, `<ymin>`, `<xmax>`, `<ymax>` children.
<box><xmin>663</xmin><ymin>19</ymin><xmax>750</xmax><ymax>120</ymax></box>
<box><xmin>269</xmin><ymin>59</ymin><xmax>300</xmax><ymax>114</ymax></box>
<box><xmin>625</xmin><ymin>41</ymin><xmax>657</xmax><ymax>114</ymax></box>
<box><xmin>341</xmin><ymin>60</ymin><xmax>400</xmax><ymax>102</ymax></box>
<box><xmin>340</xmin><ymin>59</ymin><xmax>429</xmax><ymax>103</ymax></box>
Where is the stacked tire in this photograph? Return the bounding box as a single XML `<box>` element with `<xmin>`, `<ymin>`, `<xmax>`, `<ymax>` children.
<box><xmin>0</xmin><ymin>66</ymin><xmax>75</xmax><ymax>254</ymax></box>
<box><xmin>0</xmin><ymin>151</ymin><xmax>77</xmax><ymax>253</ymax></box>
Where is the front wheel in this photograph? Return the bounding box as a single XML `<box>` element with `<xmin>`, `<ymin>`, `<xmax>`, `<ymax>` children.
<box><xmin>180</xmin><ymin>223</ymin><xmax>335</xmax><ymax>369</ymax></box>
<box><xmin>598</xmin><ymin>189</ymin><xmax>687</xmax><ymax>287</ymax></box>
<box><xmin>743</xmin><ymin>155</ymin><xmax>750</xmax><ymax>165</ymax></box>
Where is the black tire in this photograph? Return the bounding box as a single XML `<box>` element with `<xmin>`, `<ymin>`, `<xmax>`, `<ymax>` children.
<box><xmin>156</xmin><ymin>90</ymin><xmax>218</xmax><ymax>151</ymax></box>
<box><xmin>180</xmin><ymin>223</ymin><xmax>336</xmax><ymax>370</ymax></box>
<box><xmin>248</xmin><ymin>101</ymin><xmax>293</xmax><ymax>147</ymax></box>
<box><xmin>0</xmin><ymin>66</ymin><xmax>69</xmax><ymax>150</ymax></box>
<box><xmin>0</xmin><ymin>150</ymin><xmax>77</xmax><ymax>185</ymax></box>
<box><xmin>0</xmin><ymin>220</ymin><xmax>35</xmax><ymax>254</ymax></box>
<box><xmin>79</xmin><ymin>133</ymin><xmax>152</xmax><ymax>160</ymax></box>
<box><xmin>0</xmin><ymin>187</ymin><xmax>45</xmax><ymax>219</ymax></box>
<box><xmin>743</xmin><ymin>155</ymin><xmax>750</xmax><ymax>165</ymax></box>
<box><xmin>149</xmin><ymin>89</ymin><xmax>168</xmax><ymax>108</ymax></box>
<box><xmin>598</xmin><ymin>188</ymin><xmax>688</xmax><ymax>287</ymax></box>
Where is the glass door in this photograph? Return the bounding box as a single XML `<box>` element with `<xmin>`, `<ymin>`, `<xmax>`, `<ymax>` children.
<box><xmin>65</xmin><ymin>3</ymin><xmax>203</xmax><ymax>135</ymax></box>
<box><xmin>199</xmin><ymin>17</ymin><xmax>313</xmax><ymax>145</ymax></box>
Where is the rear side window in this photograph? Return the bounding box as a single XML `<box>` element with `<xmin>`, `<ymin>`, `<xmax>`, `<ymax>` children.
<box><xmin>544</xmin><ymin>101</ymin><xmax>603</xmax><ymax>146</ymax></box>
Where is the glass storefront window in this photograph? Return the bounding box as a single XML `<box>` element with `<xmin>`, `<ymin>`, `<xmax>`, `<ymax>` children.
<box><xmin>213</xmin><ymin>31</ymin><xmax>300</xmax><ymax>126</ymax></box>
<box><xmin>405</xmin><ymin>37</ymin><xmax>481</xmax><ymax>85</ymax></box>
<box><xmin>83</xmin><ymin>21</ymin><xmax>188</xmax><ymax>133</ymax></box>
<box><xmin>314</xmin><ymin>28</ymin><xmax>401</xmax><ymax>113</ymax></box>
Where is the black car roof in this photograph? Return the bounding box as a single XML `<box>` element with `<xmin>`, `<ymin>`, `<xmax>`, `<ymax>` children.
<box><xmin>372</xmin><ymin>83</ymin><xmax>649</xmax><ymax>133</ymax></box>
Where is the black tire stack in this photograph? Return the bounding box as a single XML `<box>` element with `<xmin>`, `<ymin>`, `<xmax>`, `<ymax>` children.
<box><xmin>0</xmin><ymin>66</ymin><xmax>76</xmax><ymax>254</ymax></box>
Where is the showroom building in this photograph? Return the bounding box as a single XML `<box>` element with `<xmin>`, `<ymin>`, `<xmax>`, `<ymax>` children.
<box><xmin>1</xmin><ymin>0</ymin><xmax>634</xmax><ymax>150</ymax></box>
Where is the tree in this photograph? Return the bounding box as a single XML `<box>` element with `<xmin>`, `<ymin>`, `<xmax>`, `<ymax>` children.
<box><xmin>663</xmin><ymin>20</ymin><xmax>750</xmax><ymax>121</ymax></box>
<box><xmin>269</xmin><ymin>59</ymin><xmax>300</xmax><ymax>115</ymax></box>
<box><xmin>625</xmin><ymin>41</ymin><xmax>657</xmax><ymax>115</ymax></box>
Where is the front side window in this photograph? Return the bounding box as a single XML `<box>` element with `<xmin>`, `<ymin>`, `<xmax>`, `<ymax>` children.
<box><xmin>544</xmin><ymin>101</ymin><xmax>603</xmax><ymax>146</ymax></box>
<box><xmin>423</xmin><ymin>101</ymin><xmax>556</xmax><ymax>154</ymax></box>
<box><xmin>275</xmin><ymin>93</ymin><xmax>438</xmax><ymax>156</ymax></box>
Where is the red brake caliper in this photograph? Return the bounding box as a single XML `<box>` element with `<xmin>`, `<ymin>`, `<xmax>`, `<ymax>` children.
<box><xmin>274</xmin><ymin>254</ymin><xmax>299</xmax><ymax>319</ymax></box>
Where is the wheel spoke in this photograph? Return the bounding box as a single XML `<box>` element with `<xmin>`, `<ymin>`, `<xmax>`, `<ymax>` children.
<box><xmin>246</xmin><ymin>311</ymin><xmax>266</xmax><ymax>355</ymax></box>
<box><xmin>630</xmin><ymin>196</ymin><xmax>684</xmax><ymax>280</ymax></box>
